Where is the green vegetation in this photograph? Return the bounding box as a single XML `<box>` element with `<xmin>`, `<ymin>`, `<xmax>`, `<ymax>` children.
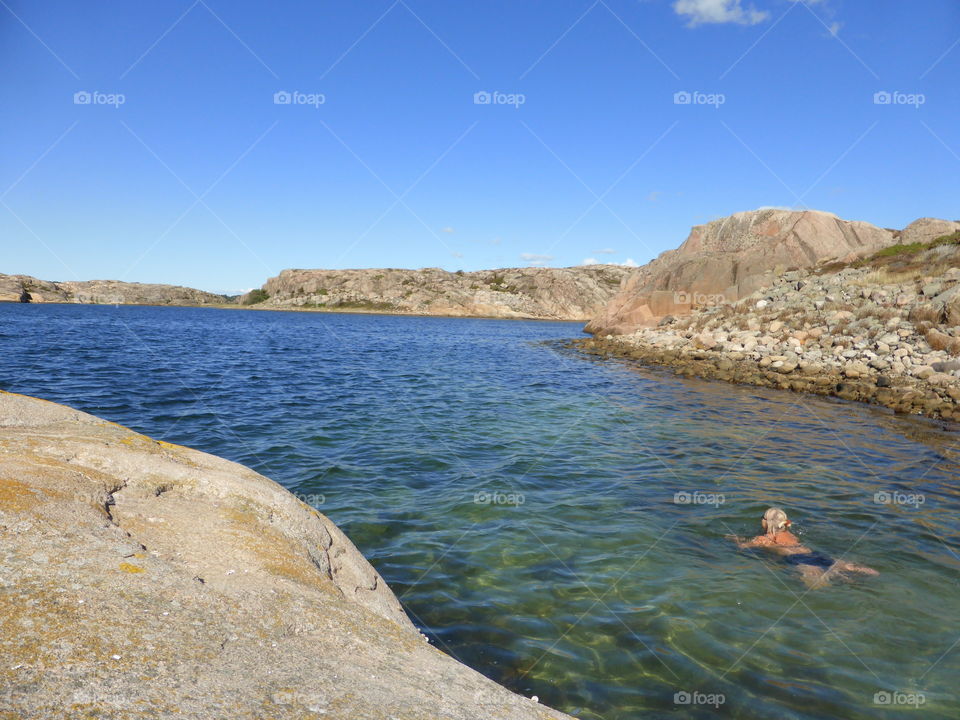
<box><xmin>488</xmin><ymin>272</ymin><xmax>514</xmax><ymax>291</ymax></box>
<box><xmin>454</xmin><ymin>270</ymin><xmax>464</xmax><ymax>276</ymax></box>
<box><xmin>869</xmin><ymin>230</ymin><xmax>960</xmax><ymax>261</ymax></box>
<box><xmin>318</xmin><ymin>288</ymin><xmax>328</xmax><ymax>296</ymax></box>
<box><xmin>332</xmin><ymin>299</ymin><xmax>397</xmax><ymax>311</ymax></box>
<box><xmin>871</xmin><ymin>242</ymin><xmax>927</xmax><ymax>259</ymax></box>
<box><xmin>242</xmin><ymin>289</ymin><xmax>269</xmax><ymax>305</ymax></box>
<box><xmin>817</xmin><ymin>230</ymin><xmax>960</xmax><ymax>276</ymax></box>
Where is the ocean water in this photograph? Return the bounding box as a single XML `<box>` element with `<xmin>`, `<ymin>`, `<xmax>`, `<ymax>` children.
<box><xmin>2</xmin><ymin>303</ymin><xmax>958</xmax><ymax>719</ymax></box>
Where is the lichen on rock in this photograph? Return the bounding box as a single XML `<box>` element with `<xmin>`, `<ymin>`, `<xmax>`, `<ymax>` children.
<box><xmin>0</xmin><ymin>390</ymin><xmax>573</xmax><ymax>720</ymax></box>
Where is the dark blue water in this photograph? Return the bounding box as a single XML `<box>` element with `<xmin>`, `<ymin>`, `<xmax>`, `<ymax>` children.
<box><xmin>2</xmin><ymin>304</ymin><xmax>959</xmax><ymax>719</ymax></box>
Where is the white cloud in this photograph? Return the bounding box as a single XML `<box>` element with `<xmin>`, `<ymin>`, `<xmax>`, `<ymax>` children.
<box><xmin>441</xmin><ymin>227</ymin><xmax>455</xmax><ymax>233</ymax></box>
<box><xmin>451</xmin><ymin>251</ymin><xmax>464</xmax><ymax>258</ymax></box>
<box><xmin>674</xmin><ymin>0</ymin><xmax>768</xmax><ymax>26</ymax></box>
<box><xmin>581</xmin><ymin>257</ymin><xmax>639</xmax><ymax>267</ymax></box>
<box><xmin>521</xmin><ymin>252</ymin><xmax>554</xmax><ymax>267</ymax></box>
<box><xmin>593</xmin><ymin>248</ymin><xmax>617</xmax><ymax>255</ymax></box>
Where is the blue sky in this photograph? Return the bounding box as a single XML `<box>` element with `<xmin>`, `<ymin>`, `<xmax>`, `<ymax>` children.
<box><xmin>2</xmin><ymin>0</ymin><xmax>958</xmax><ymax>294</ymax></box>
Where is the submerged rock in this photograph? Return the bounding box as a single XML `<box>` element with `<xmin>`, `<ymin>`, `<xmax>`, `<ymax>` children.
<box><xmin>0</xmin><ymin>390</ymin><xmax>573</xmax><ymax>720</ymax></box>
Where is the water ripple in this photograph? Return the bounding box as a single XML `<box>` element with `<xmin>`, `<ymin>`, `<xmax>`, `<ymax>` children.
<box><xmin>1</xmin><ymin>304</ymin><xmax>958</xmax><ymax>719</ymax></box>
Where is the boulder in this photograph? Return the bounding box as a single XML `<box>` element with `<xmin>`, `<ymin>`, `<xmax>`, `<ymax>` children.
<box><xmin>0</xmin><ymin>391</ymin><xmax>572</xmax><ymax>720</ymax></box>
<box><xmin>926</xmin><ymin>328</ymin><xmax>960</xmax><ymax>355</ymax></box>
<box><xmin>899</xmin><ymin>218</ymin><xmax>960</xmax><ymax>246</ymax></box>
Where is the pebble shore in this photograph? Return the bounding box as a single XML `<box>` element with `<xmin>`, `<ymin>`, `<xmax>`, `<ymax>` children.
<box><xmin>574</xmin><ymin>262</ymin><xmax>960</xmax><ymax>422</ymax></box>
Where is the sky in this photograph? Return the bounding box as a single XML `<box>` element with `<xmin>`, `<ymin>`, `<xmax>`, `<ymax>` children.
<box><xmin>2</xmin><ymin>0</ymin><xmax>958</xmax><ymax>294</ymax></box>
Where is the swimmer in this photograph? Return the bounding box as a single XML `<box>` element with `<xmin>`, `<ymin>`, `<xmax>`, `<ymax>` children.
<box><xmin>728</xmin><ymin>507</ymin><xmax>878</xmax><ymax>587</ymax></box>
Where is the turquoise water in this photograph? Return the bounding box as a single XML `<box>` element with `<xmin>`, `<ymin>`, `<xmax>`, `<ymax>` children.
<box><xmin>2</xmin><ymin>304</ymin><xmax>959</xmax><ymax>719</ymax></box>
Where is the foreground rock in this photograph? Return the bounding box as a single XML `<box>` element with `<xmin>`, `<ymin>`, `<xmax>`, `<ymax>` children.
<box><xmin>0</xmin><ymin>274</ymin><xmax>228</xmax><ymax>306</ymax></box>
<box><xmin>243</xmin><ymin>265</ymin><xmax>633</xmax><ymax>321</ymax></box>
<box><xmin>586</xmin><ymin>209</ymin><xmax>960</xmax><ymax>335</ymax></box>
<box><xmin>0</xmin><ymin>391</ymin><xmax>573</xmax><ymax>720</ymax></box>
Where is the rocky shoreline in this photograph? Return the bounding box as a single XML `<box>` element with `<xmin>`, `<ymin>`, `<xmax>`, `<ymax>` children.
<box><xmin>574</xmin><ymin>255</ymin><xmax>960</xmax><ymax>423</ymax></box>
<box><xmin>0</xmin><ymin>391</ymin><xmax>573</xmax><ymax>720</ymax></box>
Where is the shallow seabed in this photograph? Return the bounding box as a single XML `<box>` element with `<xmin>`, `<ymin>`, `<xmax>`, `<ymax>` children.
<box><xmin>2</xmin><ymin>304</ymin><xmax>958</xmax><ymax>719</ymax></box>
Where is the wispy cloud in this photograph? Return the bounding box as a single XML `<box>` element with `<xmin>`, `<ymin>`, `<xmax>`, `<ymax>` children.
<box><xmin>521</xmin><ymin>252</ymin><xmax>554</xmax><ymax>266</ymax></box>
<box><xmin>593</xmin><ymin>248</ymin><xmax>617</xmax><ymax>255</ymax></box>
<box><xmin>582</xmin><ymin>257</ymin><xmax>639</xmax><ymax>267</ymax></box>
<box><xmin>441</xmin><ymin>226</ymin><xmax>455</xmax><ymax>233</ymax></box>
<box><xmin>674</xmin><ymin>0</ymin><xmax>768</xmax><ymax>26</ymax></box>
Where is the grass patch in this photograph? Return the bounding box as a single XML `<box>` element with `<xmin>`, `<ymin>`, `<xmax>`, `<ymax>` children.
<box><xmin>332</xmin><ymin>299</ymin><xmax>397</xmax><ymax>311</ymax></box>
<box><xmin>872</xmin><ymin>242</ymin><xmax>926</xmax><ymax>258</ymax></box>
<box><xmin>815</xmin><ymin>230</ymin><xmax>960</xmax><ymax>277</ymax></box>
<box><xmin>242</xmin><ymin>289</ymin><xmax>269</xmax><ymax>305</ymax></box>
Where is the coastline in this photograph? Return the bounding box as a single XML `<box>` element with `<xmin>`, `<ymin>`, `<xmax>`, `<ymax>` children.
<box><xmin>571</xmin><ymin>336</ymin><xmax>960</xmax><ymax>423</ymax></box>
<box><xmin>0</xmin><ymin>299</ymin><xmax>590</xmax><ymax>323</ymax></box>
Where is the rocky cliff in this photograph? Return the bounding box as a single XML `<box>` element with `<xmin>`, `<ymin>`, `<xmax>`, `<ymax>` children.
<box><xmin>0</xmin><ymin>273</ymin><xmax>228</xmax><ymax>306</ymax></box>
<box><xmin>576</xmin><ymin>230</ymin><xmax>960</xmax><ymax>421</ymax></box>
<box><xmin>245</xmin><ymin>265</ymin><xmax>633</xmax><ymax>321</ymax></box>
<box><xmin>586</xmin><ymin>209</ymin><xmax>960</xmax><ymax>335</ymax></box>
<box><xmin>0</xmin><ymin>391</ymin><xmax>573</xmax><ymax>720</ymax></box>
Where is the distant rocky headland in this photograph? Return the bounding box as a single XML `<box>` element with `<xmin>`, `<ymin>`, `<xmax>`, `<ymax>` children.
<box><xmin>581</xmin><ymin>209</ymin><xmax>960</xmax><ymax>421</ymax></box>
<box><xmin>242</xmin><ymin>265</ymin><xmax>634</xmax><ymax>321</ymax></box>
<box><xmin>2</xmin><ymin>265</ymin><xmax>634</xmax><ymax>322</ymax></box>
<box><xmin>0</xmin><ymin>274</ymin><xmax>229</xmax><ymax>307</ymax></box>
<box><xmin>0</xmin><ymin>390</ymin><xmax>573</xmax><ymax>719</ymax></box>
